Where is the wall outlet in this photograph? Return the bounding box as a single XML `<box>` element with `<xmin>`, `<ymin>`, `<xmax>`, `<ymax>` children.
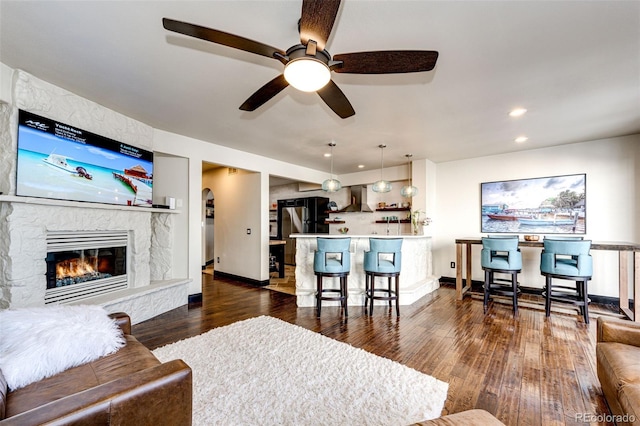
<box><xmin>450</xmin><ymin>261</ymin><xmax>455</xmax><ymax>268</ymax></box>
<box><xmin>217</xmin><ymin>257</ymin><xmax>220</xmax><ymax>263</ymax></box>
<box><xmin>246</xmin><ymin>228</ymin><xmax>251</xmax><ymax>235</ymax></box>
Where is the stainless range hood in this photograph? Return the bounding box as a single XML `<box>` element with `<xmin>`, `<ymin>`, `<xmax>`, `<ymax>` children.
<box><xmin>342</xmin><ymin>185</ymin><xmax>373</xmax><ymax>212</ymax></box>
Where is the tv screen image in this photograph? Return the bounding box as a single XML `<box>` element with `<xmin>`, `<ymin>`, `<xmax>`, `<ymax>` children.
<box><xmin>16</xmin><ymin>110</ymin><xmax>154</xmax><ymax>206</ymax></box>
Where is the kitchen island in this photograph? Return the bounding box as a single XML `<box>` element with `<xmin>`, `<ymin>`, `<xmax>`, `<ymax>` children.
<box><xmin>292</xmin><ymin>234</ymin><xmax>438</xmax><ymax>308</ymax></box>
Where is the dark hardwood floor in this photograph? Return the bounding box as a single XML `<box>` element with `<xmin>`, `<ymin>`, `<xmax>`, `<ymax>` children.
<box><xmin>132</xmin><ymin>273</ymin><xmax>614</xmax><ymax>425</ymax></box>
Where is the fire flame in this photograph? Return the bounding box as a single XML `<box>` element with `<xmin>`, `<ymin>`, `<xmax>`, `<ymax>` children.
<box><xmin>56</xmin><ymin>257</ymin><xmax>98</xmax><ymax>279</ymax></box>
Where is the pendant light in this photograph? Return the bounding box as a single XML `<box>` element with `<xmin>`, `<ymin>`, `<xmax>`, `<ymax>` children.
<box><xmin>400</xmin><ymin>154</ymin><xmax>419</xmax><ymax>198</ymax></box>
<box><xmin>372</xmin><ymin>144</ymin><xmax>392</xmax><ymax>193</ymax></box>
<box><xmin>322</xmin><ymin>141</ymin><xmax>342</xmax><ymax>193</ymax></box>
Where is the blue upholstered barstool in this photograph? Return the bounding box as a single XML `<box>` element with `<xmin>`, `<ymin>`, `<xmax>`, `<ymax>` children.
<box><xmin>363</xmin><ymin>238</ymin><xmax>402</xmax><ymax>316</ymax></box>
<box><xmin>481</xmin><ymin>236</ymin><xmax>522</xmax><ymax>316</ymax></box>
<box><xmin>313</xmin><ymin>238</ymin><xmax>351</xmax><ymax>317</ymax></box>
<box><xmin>540</xmin><ymin>238</ymin><xmax>593</xmax><ymax>323</ymax></box>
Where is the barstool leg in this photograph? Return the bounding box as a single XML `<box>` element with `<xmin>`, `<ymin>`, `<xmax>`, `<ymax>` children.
<box><xmin>395</xmin><ymin>275</ymin><xmax>400</xmax><ymax>316</ymax></box>
<box><xmin>363</xmin><ymin>274</ymin><xmax>369</xmax><ymax>314</ymax></box>
<box><xmin>342</xmin><ymin>276</ymin><xmax>348</xmax><ymax>317</ymax></box>
<box><xmin>581</xmin><ymin>280</ymin><xmax>589</xmax><ymax>324</ymax></box>
<box><xmin>387</xmin><ymin>277</ymin><xmax>393</xmax><ymax>308</ymax></box>
<box><xmin>545</xmin><ymin>276</ymin><xmax>552</xmax><ymax>317</ymax></box>
<box><xmin>316</xmin><ymin>275</ymin><xmax>322</xmax><ymax>317</ymax></box>
<box><xmin>512</xmin><ymin>272</ymin><xmax>518</xmax><ymax>317</ymax></box>
<box><xmin>483</xmin><ymin>270</ymin><xmax>490</xmax><ymax>313</ymax></box>
<box><xmin>370</xmin><ymin>276</ymin><xmax>375</xmax><ymax>315</ymax></box>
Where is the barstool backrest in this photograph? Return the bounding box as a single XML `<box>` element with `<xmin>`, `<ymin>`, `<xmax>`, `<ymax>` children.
<box><xmin>314</xmin><ymin>238</ymin><xmax>351</xmax><ymax>273</ymax></box>
<box><xmin>544</xmin><ymin>236</ymin><xmax>584</xmax><ymax>241</ymax></box>
<box><xmin>541</xmin><ymin>239</ymin><xmax>592</xmax><ymax>277</ymax></box>
<box><xmin>364</xmin><ymin>238</ymin><xmax>402</xmax><ymax>273</ymax></box>
<box><xmin>481</xmin><ymin>236</ymin><xmax>522</xmax><ymax>270</ymax></box>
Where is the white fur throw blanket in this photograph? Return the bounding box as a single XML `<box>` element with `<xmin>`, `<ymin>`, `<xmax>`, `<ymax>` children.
<box><xmin>0</xmin><ymin>305</ymin><xmax>126</xmax><ymax>390</ymax></box>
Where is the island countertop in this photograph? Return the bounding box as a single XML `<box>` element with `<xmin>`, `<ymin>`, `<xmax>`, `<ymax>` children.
<box><xmin>292</xmin><ymin>233</ymin><xmax>438</xmax><ymax>308</ymax></box>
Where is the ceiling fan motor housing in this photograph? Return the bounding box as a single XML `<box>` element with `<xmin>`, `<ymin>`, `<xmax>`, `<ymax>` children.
<box><xmin>285</xmin><ymin>44</ymin><xmax>331</xmax><ymax>64</ymax></box>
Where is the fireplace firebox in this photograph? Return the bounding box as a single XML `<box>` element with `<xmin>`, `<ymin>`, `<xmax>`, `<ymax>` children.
<box><xmin>46</xmin><ymin>247</ymin><xmax>126</xmax><ymax>289</ymax></box>
<box><xmin>45</xmin><ymin>231</ymin><xmax>130</xmax><ymax>304</ymax></box>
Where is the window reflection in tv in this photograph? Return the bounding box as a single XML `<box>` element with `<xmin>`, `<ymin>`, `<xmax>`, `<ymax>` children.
<box><xmin>16</xmin><ymin>110</ymin><xmax>154</xmax><ymax>206</ymax></box>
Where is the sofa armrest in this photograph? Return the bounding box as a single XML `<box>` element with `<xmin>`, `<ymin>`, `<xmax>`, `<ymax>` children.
<box><xmin>0</xmin><ymin>359</ymin><xmax>192</xmax><ymax>426</ymax></box>
<box><xmin>108</xmin><ymin>312</ymin><xmax>131</xmax><ymax>335</ymax></box>
<box><xmin>597</xmin><ymin>316</ymin><xmax>640</xmax><ymax>347</ymax></box>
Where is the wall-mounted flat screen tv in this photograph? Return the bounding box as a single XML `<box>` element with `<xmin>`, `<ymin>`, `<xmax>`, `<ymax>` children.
<box><xmin>481</xmin><ymin>173</ymin><xmax>586</xmax><ymax>234</ymax></box>
<box><xmin>16</xmin><ymin>110</ymin><xmax>153</xmax><ymax>206</ymax></box>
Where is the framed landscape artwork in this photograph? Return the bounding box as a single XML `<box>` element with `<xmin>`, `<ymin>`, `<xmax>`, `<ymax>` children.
<box><xmin>481</xmin><ymin>174</ymin><xmax>586</xmax><ymax>234</ymax></box>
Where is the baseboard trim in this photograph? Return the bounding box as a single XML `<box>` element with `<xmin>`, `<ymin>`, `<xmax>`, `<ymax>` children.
<box><xmin>215</xmin><ymin>271</ymin><xmax>270</xmax><ymax>287</ymax></box>
<box><xmin>188</xmin><ymin>293</ymin><xmax>203</xmax><ymax>304</ymax></box>
<box><xmin>438</xmin><ymin>276</ymin><xmax>624</xmax><ymax>307</ymax></box>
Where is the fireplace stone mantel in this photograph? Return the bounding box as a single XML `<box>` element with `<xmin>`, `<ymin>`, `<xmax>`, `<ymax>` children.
<box><xmin>0</xmin><ymin>195</ymin><xmax>181</xmax><ymax>214</ymax></box>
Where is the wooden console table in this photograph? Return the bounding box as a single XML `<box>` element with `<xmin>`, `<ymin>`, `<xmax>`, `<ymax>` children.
<box><xmin>455</xmin><ymin>238</ymin><xmax>640</xmax><ymax>321</ymax></box>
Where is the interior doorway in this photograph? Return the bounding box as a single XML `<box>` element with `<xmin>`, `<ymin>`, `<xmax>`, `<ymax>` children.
<box><xmin>202</xmin><ymin>188</ymin><xmax>214</xmax><ymax>275</ymax></box>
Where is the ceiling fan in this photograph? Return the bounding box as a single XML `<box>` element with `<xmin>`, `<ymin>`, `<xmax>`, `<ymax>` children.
<box><xmin>162</xmin><ymin>0</ymin><xmax>438</xmax><ymax>119</ymax></box>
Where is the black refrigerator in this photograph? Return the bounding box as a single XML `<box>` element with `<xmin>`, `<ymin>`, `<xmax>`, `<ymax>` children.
<box><xmin>276</xmin><ymin>197</ymin><xmax>329</xmax><ymax>265</ymax></box>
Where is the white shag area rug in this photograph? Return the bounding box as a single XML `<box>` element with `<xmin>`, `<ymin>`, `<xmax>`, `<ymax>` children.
<box><xmin>152</xmin><ymin>316</ymin><xmax>448</xmax><ymax>426</ymax></box>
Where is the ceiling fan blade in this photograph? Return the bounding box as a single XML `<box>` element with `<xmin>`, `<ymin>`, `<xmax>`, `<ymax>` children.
<box><xmin>299</xmin><ymin>0</ymin><xmax>341</xmax><ymax>51</ymax></box>
<box><xmin>239</xmin><ymin>74</ymin><xmax>290</xmax><ymax>111</ymax></box>
<box><xmin>163</xmin><ymin>18</ymin><xmax>285</xmax><ymax>59</ymax></box>
<box><xmin>333</xmin><ymin>51</ymin><xmax>439</xmax><ymax>74</ymax></box>
<box><xmin>316</xmin><ymin>80</ymin><xmax>355</xmax><ymax>119</ymax></box>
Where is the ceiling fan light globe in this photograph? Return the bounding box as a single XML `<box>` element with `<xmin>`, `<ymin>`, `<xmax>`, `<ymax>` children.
<box><xmin>322</xmin><ymin>178</ymin><xmax>342</xmax><ymax>193</ymax></box>
<box><xmin>400</xmin><ymin>185</ymin><xmax>418</xmax><ymax>198</ymax></box>
<box><xmin>372</xmin><ymin>180</ymin><xmax>392</xmax><ymax>193</ymax></box>
<box><xmin>284</xmin><ymin>58</ymin><xmax>331</xmax><ymax>92</ymax></box>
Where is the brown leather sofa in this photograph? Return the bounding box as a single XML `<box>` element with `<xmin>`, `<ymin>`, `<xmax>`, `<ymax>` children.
<box><xmin>597</xmin><ymin>316</ymin><xmax>640</xmax><ymax>425</ymax></box>
<box><xmin>0</xmin><ymin>312</ymin><xmax>192</xmax><ymax>425</ymax></box>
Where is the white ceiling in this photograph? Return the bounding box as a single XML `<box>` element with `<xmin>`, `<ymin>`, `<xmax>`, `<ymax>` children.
<box><xmin>1</xmin><ymin>1</ymin><xmax>639</xmax><ymax>176</ymax></box>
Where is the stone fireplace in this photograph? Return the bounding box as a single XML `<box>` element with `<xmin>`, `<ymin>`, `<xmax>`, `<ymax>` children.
<box><xmin>0</xmin><ymin>70</ymin><xmax>190</xmax><ymax>324</ymax></box>
<box><xmin>0</xmin><ymin>197</ymin><xmax>188</xmax><ymax>324</ymax></box>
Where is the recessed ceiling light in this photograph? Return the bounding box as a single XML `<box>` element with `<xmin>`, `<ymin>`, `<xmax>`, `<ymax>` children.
<box><xmin>358</xmin><ymin>164</ymin><xmax>365</xmax><ymax>168</ymax></box>
<box><xmin>324</xmin><ymin>153</ymin><xmax>332</xmax><ymax>158</ymax></box>
<box><xmin>509</xmin><ymin>108</ymin><xmax>527</xmax><ymax>117</ymax></box>
<box><xmin>515</xmin><ymin>136</ymin><xmax>528</xmax><ymax>143</ymax></box>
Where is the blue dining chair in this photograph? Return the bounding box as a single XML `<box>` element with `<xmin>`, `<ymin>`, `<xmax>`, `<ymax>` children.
<box><xmin>540</xmin><ymin>238</ymin><xmax>593</xmax><ymax>323</ymax></box>
<box><xmin>313</xmin><ymin>238</ymin><xmax>351</xmax><ymax>317</ymax></box>
<box><xmin>363</xmin><ymin>238</ymin><xmax>402</xmax><ymax>316</ymax></box>
<box><xmin>481</xmin><ymin>236</ymin><xmax>522</xmax><ymax>316</ymax></box>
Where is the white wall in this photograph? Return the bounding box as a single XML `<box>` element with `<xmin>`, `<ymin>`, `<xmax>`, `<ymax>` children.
<box><xmin>152</xmin><ymin>152</ymin><xmax>189</xmax><ymax>280</ymax></box>
<box><xmin>433</xmin><ymin>135</ymin><xmax>639</xmax><ymax>297</ymax></box>
<box><xmin>0</xmin><ymin>63</ymin><xmax>13</xmax><ymax>104</ymax></box>
<box><xmin>202</xmin><ymin>167</ymin><xmax>263</xmax><ymax>281</ymax></box>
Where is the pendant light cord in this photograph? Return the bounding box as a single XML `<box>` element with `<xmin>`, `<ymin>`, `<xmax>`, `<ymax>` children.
<box><xmin>330</xmin><ymin>143</ymin><xmax>334</xmax><ymax>179</ymax></box>
<box><xmin>379</xmin><ymin>144</ymin><xmax>386</xmax><ymax>180</ymax></box>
